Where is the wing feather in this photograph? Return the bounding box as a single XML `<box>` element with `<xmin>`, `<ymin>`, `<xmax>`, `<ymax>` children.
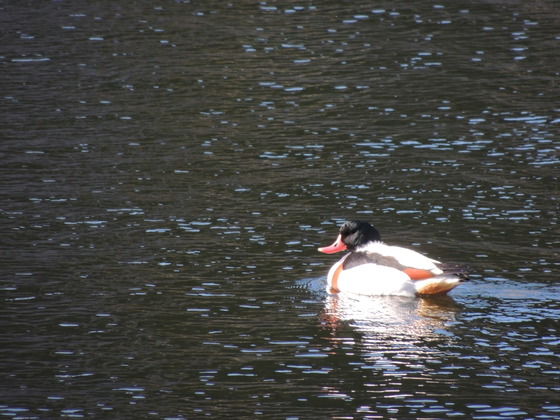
<box><xmin>358</xmin><ymin>242</ymin><xmax>443</xmax><ymax>274</ymax></box>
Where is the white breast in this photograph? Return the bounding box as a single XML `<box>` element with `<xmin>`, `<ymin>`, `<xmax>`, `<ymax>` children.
<box><xmin>336</xmin><ymin>263</ymin><xmax>416</xmax><ymax>297</ymax></box>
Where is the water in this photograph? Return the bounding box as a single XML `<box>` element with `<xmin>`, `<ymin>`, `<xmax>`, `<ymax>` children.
<box><xmin>1</xmin><ymin>0</ymin><xmax>559</xmax><ymax>418</ymax></box>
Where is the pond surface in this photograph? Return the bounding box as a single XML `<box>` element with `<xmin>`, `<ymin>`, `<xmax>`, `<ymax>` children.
<box><xmin>1</xmin><ymin>0</ymin><xmax>559</xmax><ymax>418</ymax></box>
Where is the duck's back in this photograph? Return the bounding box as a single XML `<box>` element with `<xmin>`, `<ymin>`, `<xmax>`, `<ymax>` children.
<box><xmin>360</xmin><ymin>242</ymin><xmax>442</xmax><ymax>272</ymax></box>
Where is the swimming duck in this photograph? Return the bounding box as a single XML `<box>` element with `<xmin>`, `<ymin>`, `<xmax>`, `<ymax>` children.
<box><xmin>318</xmin><ymin>220</ymin><xmax>469</xmax><ymax>296</ymax></box>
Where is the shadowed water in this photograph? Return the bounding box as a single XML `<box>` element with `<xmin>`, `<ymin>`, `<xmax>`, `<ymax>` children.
<box><xmin>1</xmin><ymin>0</ymin><xmax>559</xmax><ymax>418</ymax></box>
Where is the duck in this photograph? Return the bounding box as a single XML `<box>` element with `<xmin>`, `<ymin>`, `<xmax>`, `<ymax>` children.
<box><xmin>318</xmin><ymin>220</ymin><xmax>469</xmax><ymax>297</ymax></box>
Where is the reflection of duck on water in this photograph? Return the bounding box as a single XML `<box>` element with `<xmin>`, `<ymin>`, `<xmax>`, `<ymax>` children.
<box><xmin>318</xmin><ymin>294</ymin><xmax>462</xmax><ymax>402</ymax></box>
<box><xmin>322</xmin><ymin>293</ymin><xmax>461</xmax><ymax>334</ymax></box>
<box><xmin>320</xmin><ymin>293</ymin><xmax>462</xmax><ymax>357</ymax></box>
<box><xmin>319</xmin><ymin>221</ymin><xmax>469</xmax><ymax>296</ymax></box>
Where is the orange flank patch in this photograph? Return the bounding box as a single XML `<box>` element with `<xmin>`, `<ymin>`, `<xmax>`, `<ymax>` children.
<box><xmin>402</xmin><ymin>267</ymin><xmax>434</xmax><ymax>280</ymax></box>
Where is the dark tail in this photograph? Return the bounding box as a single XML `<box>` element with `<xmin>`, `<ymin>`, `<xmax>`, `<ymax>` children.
<box><xmin>440</xmin><ymin>263</ymin><xmax>470</xmax><ymax>282</ymax></box>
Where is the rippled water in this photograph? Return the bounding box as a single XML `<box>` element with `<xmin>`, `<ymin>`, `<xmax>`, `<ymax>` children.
<box><xmin>1</xmin><ymin>0</ymin><xmax>559</xmax><ymax>418</ymax></box>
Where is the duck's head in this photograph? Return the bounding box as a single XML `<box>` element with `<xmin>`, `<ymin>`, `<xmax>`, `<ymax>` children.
<box><xmin>318</xmin><ymin>220</ymin><xmax>381</xmax><ymax>253</ymax></box>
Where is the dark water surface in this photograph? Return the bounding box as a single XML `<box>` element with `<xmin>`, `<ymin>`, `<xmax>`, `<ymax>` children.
<box><xmin>2</xmin><ymin>0</ymin><xmax>559</xmax><ymax>418</ymax></box>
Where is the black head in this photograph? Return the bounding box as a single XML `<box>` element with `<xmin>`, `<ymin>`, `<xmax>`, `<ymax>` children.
<box><xmin>339</xmin><ymin>220</ymin><xmax>381</xmax><ymax>251</ymax></box>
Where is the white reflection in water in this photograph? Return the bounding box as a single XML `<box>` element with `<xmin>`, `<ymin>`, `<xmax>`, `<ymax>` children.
<box><xmin>318</xmin><ymin>294</ymin><xmax>464</xmax><ymax>403</ymax></box>
<box><xmin>322</xmin><ymin>293</ymin><xmax>460</xmax><ymax>355</ymax></box>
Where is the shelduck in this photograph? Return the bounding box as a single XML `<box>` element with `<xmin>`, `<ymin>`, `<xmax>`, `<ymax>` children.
<box><xmin>318</xmin><ymin>220</ymin><xmax>469</xmax><ymax>297</ymax></box>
